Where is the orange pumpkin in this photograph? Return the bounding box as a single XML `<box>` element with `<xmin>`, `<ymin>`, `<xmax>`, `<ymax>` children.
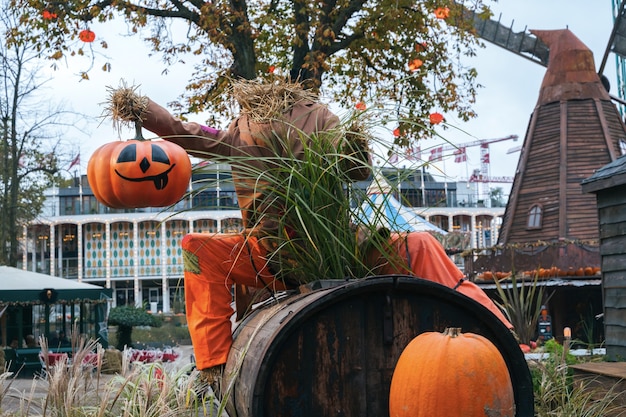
<box><xmin>88</xmin><ymin>137</ymin><xmax>191</xmax><ymax>209</ymax></box>
<box><xmin>389</xmin><ymin>328</ymin><xmax>515</xmax><ymax>417</ymax></box>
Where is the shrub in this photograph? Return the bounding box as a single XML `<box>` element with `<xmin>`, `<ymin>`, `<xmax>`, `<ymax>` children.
<box><xmin>108</xmin><ymin>305</ymin><xmax>163</xmax><ymax>350</ymax></box>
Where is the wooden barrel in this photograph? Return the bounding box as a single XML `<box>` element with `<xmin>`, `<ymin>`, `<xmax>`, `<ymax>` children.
<box><xmin>223</xmin><ymin>275</ymin><xmax>534</xmax><ymax>417</ymax></box>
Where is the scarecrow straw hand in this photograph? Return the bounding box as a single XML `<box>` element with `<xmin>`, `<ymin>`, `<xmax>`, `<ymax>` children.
<box><xmin>104</xmin><ymin>83</ymin><xmax>149</xmax><ymax>127</ymax></box>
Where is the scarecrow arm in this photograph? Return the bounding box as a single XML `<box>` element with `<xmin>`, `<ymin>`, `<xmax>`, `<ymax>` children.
<box><xmin>142</xmin><ymin>98</ymin><xmax>233</xmax><ymax>159</ymax></box>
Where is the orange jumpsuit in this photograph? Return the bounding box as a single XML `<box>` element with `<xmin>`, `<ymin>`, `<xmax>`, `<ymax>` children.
<box><xmin>143</xmin><ymin>97</ymin><xmax>512</xmax><ymax>371</ymax></box>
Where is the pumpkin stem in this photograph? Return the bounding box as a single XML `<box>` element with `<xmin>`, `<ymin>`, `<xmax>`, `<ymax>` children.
<box><xmin>134</xmin><ymin>121</ymin><xmax>146</xmax><ymax>141</ymax></box>
<box><xmin>444</xmin><ymin>327</ymin><xmax>462</xmax><ymax>338</ymax></box>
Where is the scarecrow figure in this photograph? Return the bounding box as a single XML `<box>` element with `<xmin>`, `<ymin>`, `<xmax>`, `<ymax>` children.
<box><xmin>109</xmin><ymin>79</ymin><xmax>511</xmax><ymax>397</ymax></box>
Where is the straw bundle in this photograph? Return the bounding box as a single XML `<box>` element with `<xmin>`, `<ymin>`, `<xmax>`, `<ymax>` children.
<box><xmin>231</xmin><ymin>78</ymin><xmax>319</xmax><ymax>122</ymax></box>
<box><xmin>104</xmin><ymin>83</ymin><xmax>149</xmax><ymax>127</ymax></box>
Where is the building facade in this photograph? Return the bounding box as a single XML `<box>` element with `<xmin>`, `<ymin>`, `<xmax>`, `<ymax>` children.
<box><xmin>19</xmin><ymin>165</ymin><xmax>505</xmax><ymax>313</ymax></box>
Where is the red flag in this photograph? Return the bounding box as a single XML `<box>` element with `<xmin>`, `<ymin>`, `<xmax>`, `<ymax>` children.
<box><xmin>429</xmin><ymin>146</ymin><xmax>443</xmax><ymax>162</ymax></box>
<box><xmin>69</xmin><ymin>153</ymin><xmax>80</xmax><ymax>170</ymax></box>
<box><xmin>389</xmin><ymin>153</ymin><xmax>399</xmax><ymax>164</ymax></box>
<box><xmin>453</xmin><ymin>147</ymin><xmax>467</xmax><ymax>163</ymax></box>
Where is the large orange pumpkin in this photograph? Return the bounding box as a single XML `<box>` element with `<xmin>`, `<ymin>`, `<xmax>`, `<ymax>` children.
<box><xmin>389</xmin><ymin>327</ymin><xmax>515</xmax><ymax>417</ymax></box>
<box><xmin>87</xmin><ymin>136</ymin><xmax>191</xmax><ymax>209</ymax></box>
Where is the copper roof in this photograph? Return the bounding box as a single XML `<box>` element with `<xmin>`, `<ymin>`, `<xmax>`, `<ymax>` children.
<box><xmin>497</xmin><ymin>29</ymin><xmax>624</xmax><ymax>246</ymax></box>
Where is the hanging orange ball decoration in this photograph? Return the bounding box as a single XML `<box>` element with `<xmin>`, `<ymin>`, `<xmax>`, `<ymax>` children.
<box><xmin>42</xmin><ymin>10</ymin><xmax>57</xmax><ymax>20</ymax></box>
<box><xmin>389</xmin><ymin>328</ymin><xmax>515</xmax><ymax>417</ymax></box>
<box><xmin>408</xmin><ymin>58</ymin><xmax>423</xmax><ymax>72</ymax></box>
<box><xmin>434</xmin><ymin>7</ymin><xmax>450</xmax><ymax>19</ymax></box>
<box><xmin>79</xmin><ymin>29</ymin><xmax>96</xmax><ymax>43</ymax></box>
<box><xmin>429</xmin><ymin>112</ymin><xmax>444</xmax><ymax>124</ymax></box>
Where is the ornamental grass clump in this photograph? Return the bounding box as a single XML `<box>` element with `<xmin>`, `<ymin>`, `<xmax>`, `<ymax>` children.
<box><xmin>531</xmin><ymin>340</ymin><xmax>624</xmax><ymax>417</ymax></box>
<box><xmin>493</xmin><ymin>268</ymin><xmax>553</xmax><ymax>345</ymax></box>
<box><xmin>187</xmin><ymin>78</ymin><xmax>387</xmax><ymax>285</ymax></box>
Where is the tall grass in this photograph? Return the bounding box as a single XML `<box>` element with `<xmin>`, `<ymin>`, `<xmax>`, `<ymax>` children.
<box><xmin>2</xmin><ymin>336</ymin><xmax>625</xmax><ymax>416</ymax></box>
<box><xmin>531</xmin><ymin>340</ymin><xmax>625</xmax><ymax>417</ymax></box>
<box><xmin>0</xmin><ymin>338</ymin><xmax>225</xmax><ymax>417</ymax></box>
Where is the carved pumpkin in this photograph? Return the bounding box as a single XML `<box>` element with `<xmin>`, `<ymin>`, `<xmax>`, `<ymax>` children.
<box><xmin>389</xmin><ymin>328</ymin><xmax>515</xmax><ymax>417</ymax></box>
<box><xmin>87</xmin><ymin>136</ymin><xmax>191</xmax><ymax>209</ymax></box>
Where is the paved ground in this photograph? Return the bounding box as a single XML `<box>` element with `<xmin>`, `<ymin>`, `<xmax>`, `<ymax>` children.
<box><xmin>2</xmin><ymin>345</ymin><xmax>196</xmax><ymax>413</ymax></box>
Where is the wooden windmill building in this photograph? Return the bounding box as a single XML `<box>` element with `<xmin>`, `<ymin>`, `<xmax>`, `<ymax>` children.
<box><xmin>469</xmin><ymin>29</ymin><xmax>626</xmax><ymax>276</ymax></box>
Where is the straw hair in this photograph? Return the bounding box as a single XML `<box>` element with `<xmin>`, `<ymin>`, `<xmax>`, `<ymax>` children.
<box><xmin>104</xmin><ymin>82</ymin><xmax>149</xmax><ymax>127</ymax></box>
<box><xmin>231</xmin><ymin>78</ymin><xmax>319</xmax><ymax>122</ymax></box>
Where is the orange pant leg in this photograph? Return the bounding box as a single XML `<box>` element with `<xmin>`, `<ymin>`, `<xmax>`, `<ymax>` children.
<box><xmin>372</xmin><ymin>232</ymin><xmax>512</xmax><ymax>328</ymax></box>
<box><xmin>182</xmin><ymin>233</ymin><xmax>289</xmax><ymax>370</ymax></box>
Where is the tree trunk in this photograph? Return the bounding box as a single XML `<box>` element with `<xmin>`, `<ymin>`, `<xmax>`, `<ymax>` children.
<box><xmin>228</xmin><ymin>0</ymin><xmax>256</xmax><ymax>80</ymax></box>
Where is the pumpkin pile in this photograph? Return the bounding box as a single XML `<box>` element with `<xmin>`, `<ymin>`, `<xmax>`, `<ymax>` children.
<box><xmin>521</xmin><ymin>266</ymin><xmax>600</xmax><ymax>278</ymax></box>
<box><xmin>389</xmin><ymin>328</ymin><xmax>515</xmax><ymax>417</ymax></box>
<box><xmin>477</xmin><ymin>266</ymin><xmax>601</xmax><ymax>281</ymax></box>
<box><xmin>87</xmin><ymin>85</ymin><xmax>191</xmax><ymax>208</ymax></box>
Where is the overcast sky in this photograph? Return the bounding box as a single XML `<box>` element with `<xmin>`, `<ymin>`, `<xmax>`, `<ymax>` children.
<box><xmin>42</xmin><ymin>1</ymin><xmax>618</xmax><ymax>197</ymax></box>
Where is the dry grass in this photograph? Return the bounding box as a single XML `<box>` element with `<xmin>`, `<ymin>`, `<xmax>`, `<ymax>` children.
<box><xmin>231</xmin><ymin>78</ymin><xmax>318</xmax><ymax>122</ymax></box>
<box><xmin>104</xmin><ymin>82</ymin><xmax>149</xmax><ymax>129</ymax></box>
<box><xmin>1</xmin><ymin>334</ymin><xmax>625</xmax><ymax>416</ymax></box>
<box><xmin>0</xmin><ymin>338</ymin><xmax>224</xmax><ymax>417</ymax></box>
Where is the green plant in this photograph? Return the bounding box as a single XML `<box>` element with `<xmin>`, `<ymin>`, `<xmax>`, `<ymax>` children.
<box><xmin>493</xmin><ymin>269</ymin><xmax>553</xmax><ymax>345</ymax></box>
<box><xmin>189</xmin><ymin>103</ymin><xmax>406</xmax><ymax>285</ymax></box>
<box><xmin>576</xmin><ymin>302</ymin><xmax>603</xmax><ymax>352</ymax></box>
<box><xmin>108</xmin><ymin>306</ymin><xmax>163</xmax><ymax>351</ymax></box>
<box><xmin>531</xmin><ymin>339</ymin><xmax>623</xmax><ymax>417</ymax></box>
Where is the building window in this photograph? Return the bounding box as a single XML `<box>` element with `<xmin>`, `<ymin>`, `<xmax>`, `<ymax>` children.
<box><xmin>527</xmin><ymin>204</ymin><xmax>543</xmax><ymax>229</ymax></box>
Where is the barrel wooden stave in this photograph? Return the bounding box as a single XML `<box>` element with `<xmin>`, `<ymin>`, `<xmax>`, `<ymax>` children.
<box><xmin>224</xmin><ymin>275</ymin><xmax>533</xmax><ymax>417</ymax></box>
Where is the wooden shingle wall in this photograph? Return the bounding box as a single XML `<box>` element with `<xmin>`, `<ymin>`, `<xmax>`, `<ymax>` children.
<box><xmin>595</xmin><ymin>184</ymin><xmax>626</xmax><ymax>361</ymax></box>
<box><xmin>582</xmin><ymin>155</ymin><xmax>626</xmax><ymax>361</ymax></box>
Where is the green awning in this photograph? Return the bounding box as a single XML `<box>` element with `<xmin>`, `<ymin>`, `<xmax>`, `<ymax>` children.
<box><xmin>0</xmin><ymin>266</ymin><xmax>112</xmax><ymax>304</ymax></box>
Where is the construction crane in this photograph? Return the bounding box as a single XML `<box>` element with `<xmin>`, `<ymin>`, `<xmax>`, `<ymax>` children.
<box><xmin>434</xmin><ymin>134</ymin><xmax>518</xmax><ymax>180</ymax></box>
<box><xmin>432</xmin><ymin>134</ymin><xmax>519</xmax><ymax>201</ymax></box>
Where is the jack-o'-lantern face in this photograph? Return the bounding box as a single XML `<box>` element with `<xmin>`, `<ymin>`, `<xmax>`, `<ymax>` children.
<box><xmin>87</xmin><ymin>139</ymin><xmax>192</xmax><ymax>209</ymax></box>
<box><xmin>114</xmin><ymin>143</ymin><xmax>175</xmax><ymax>190</ymax></box>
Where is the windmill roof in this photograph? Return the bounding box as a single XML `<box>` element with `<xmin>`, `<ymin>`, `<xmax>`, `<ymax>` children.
<box><xmin>497</xmin><ymin>28</ymin><xmax>623</xmax><ymax>246</ymax></box>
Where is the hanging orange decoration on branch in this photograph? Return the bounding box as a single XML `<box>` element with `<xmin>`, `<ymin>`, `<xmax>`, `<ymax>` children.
<box><xmin>434</xmin><ymin>7</ymin><xmax>450</xmax><ymax>19</ymax></box>
<box><xmin>42</xmin><ymin>10</ymin><xmax>57</xmax><ymax>20</ymax></box>
<box><xmin>429</xmin><ymin>112</ymin><xmax>444</xmax><ymax>125</ymax></box>
<box><xmin>79</xmin><ymin>29</ymin><xmax>96</xmax><ymax>43</ymax></box>
<box><xmin>408</xmin><ymin>58</ymin><xmax>423</xmax><ymax>72</ymax></box>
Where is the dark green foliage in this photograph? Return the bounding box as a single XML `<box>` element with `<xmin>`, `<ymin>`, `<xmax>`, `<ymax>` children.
<box><xmin>108</xmin><ymin>305</ymin><xmax>162</xmax><ymax>350</ymax></box>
